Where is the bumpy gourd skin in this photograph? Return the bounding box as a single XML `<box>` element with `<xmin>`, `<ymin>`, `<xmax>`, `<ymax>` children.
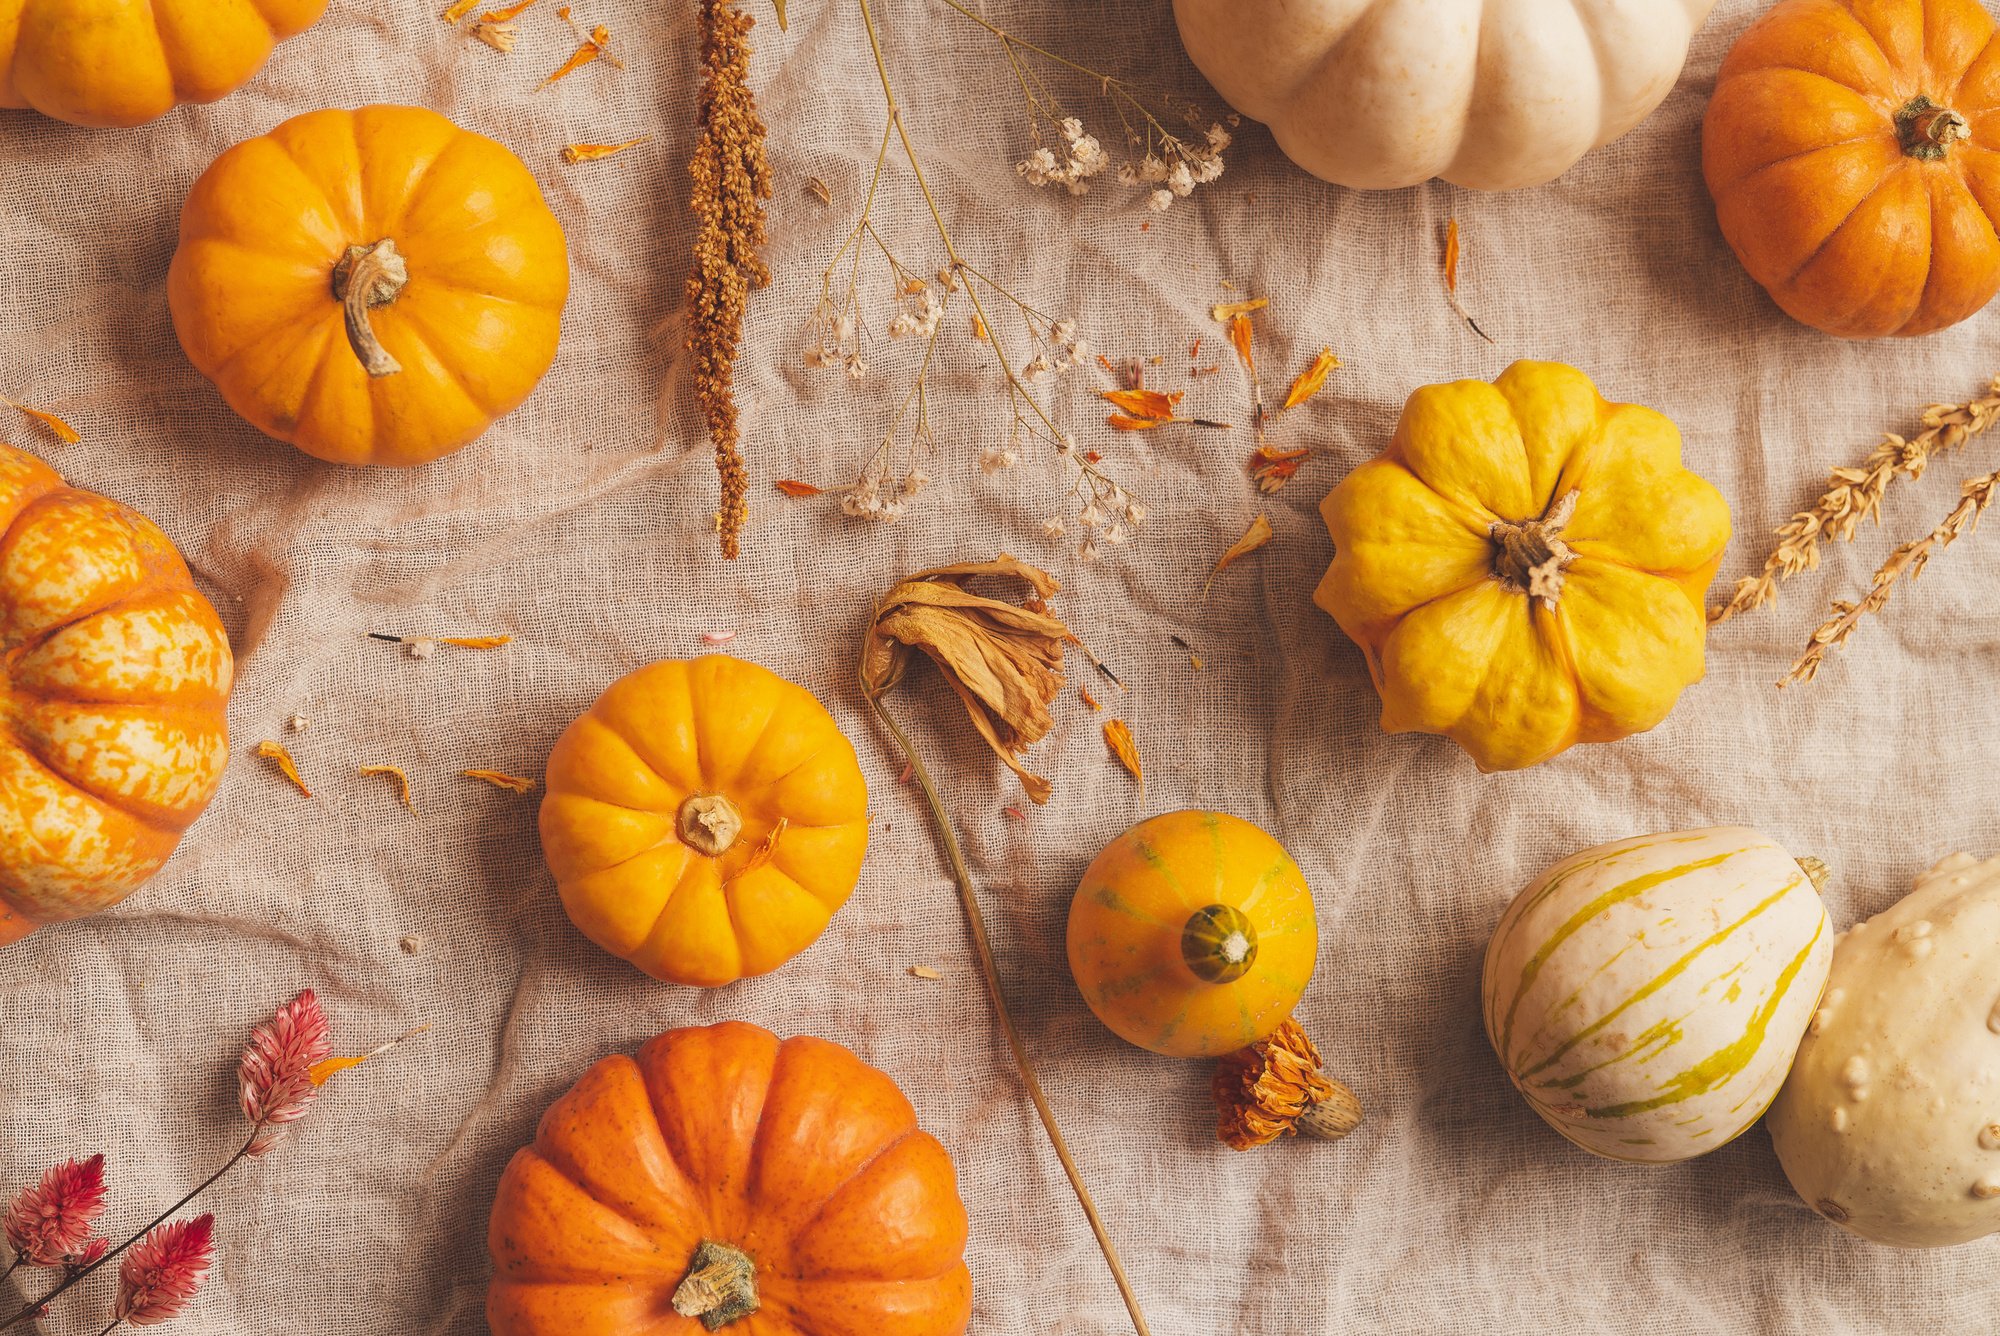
<box><xmin>488</xmin><ymin>1021</ymin><xmax>973</xmax><ymax>1336</ymax></box>
<box><xmin>1314</xmin><ymin>360</ymin><xmax>1730</xmax><ymax>773</ymax></box>
<box><xmin>539</xmin><ymin>656</ymin><xmax>870</xmax><ymax>988</ymax></box>
<box><xmin>0</xmin><ymin>0</ymin><xmax>327</xmax><ymax>128</ymax></box>
<box><xmin>168</xmin><ymin>105</ymin><xmax>569</xmax><ymax>468</ymax></box>
<box><xmin>0</xmin><ymin>442</ymin><xmax>234</xmax><ymax>946</ymax></box>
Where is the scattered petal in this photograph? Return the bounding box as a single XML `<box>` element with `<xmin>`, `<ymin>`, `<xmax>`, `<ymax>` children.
<box><xmin>1249</xmin><ymin>445</ymin><xmax>1312</xmax><ymax>493</ymax></box>
<box><xmin>1099</xmin><ymin>387</ymin><xmax>1183</xmax><ymax>419</ymax></box>
<box><xmin>2</xmin><ymin>397</ymin><xmax>80</xmax><ymax>444</ymax></box>
<box><xmin>439</xmin><ymin>634</ymin><xmax>512</xmax><ymax>649</ymax></box>
<box><xmin>1002</xmin><ymin>805</ymin><xmax>1028</xmax><ymax>822</ymax></box>
<box><xmin>907</xmin><ymin>965</ymin><xmax>943</xmax><ymax>980</ymax></box>
<box><xmin>481</xmin><ymin>0</ymin><xmax>539</xmax><ymax>17</ymax></box>
<box><xmin>441</xmin><ymin>0</ymin><xmax>480</xmax><ymax>20</ymax></box>
<box><xmin>539</xmin><ymin>22</ymin><xmax>617</xmax><ymax>87</ymax></box>
<box><xmin>774</xmin><ymin>479</ymin><xmax>823</xmax><ymax>497</ymax></box>
<box><xmin>561</xmin><ymin>135</ymin><xmax>650</xmax><ymax>163</ymax></box>
<box><xmin>1102</xmin><ymin>719</ymin><xmax>1143</xmax><ymax>791</ymax></box>
<box><xmin>1080</xmin><ymin>684</ymin><xmax>1101</xmax><ymax>711</ymax></box>
<box><xmin>1210</xmin><ymin>298</ymin><xmax>1268</xmax><ymax>321</ymax></box>
<box><xmin>308</xmin><ymin>1024</ymin><xmax>430</xmax><ymax>1088</ymax></box>
<box><xmin>474</xmin><ymin>20</ymin><xmax>516</xmax><ymax>50</ymax></box>
<box><xmin>1207</xmin><ymin>513</ymin><xmax>1274</xmax><ymax>592</ymax></box>
<box><xmin>700</xmin><ymin>629</ymin><xmax>739</xmax><ymax>644</ymax></box>
<box><xmin>1226</xmin><ymin>313</ymin><xmax>1256</xmax><ymax>379</ymax></box>
<box><xmin>1280</xmin><ymin>349</ymin><xmax>1340</xmax><ymax>412</ymax></box>
<box><xmin>1444</xmin><ymin>218</ymin><xmax>1461</xmax><ymax>294</ymax></box>
<box><xmin>463</xmin><ymin>769</ymin><xmax>537</xmax><ymax>794</ymax></box>
<box><xmin>254</xmin><ymin>741</ymin><xmax>311</xmax><ymax>798</ymax></box>
<box><xmin>359</xmin><ymin>764</ymin><xmax>417</xmax><ymax>814</ymax></box>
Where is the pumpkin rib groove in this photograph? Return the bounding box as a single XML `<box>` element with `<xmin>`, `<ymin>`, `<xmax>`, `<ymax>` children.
<box><xmin>778</xmin><ymin>1130</ymin><xmax>926</xmax><ymax>1275</ymax></box>
<box><xmin>0</xmin><ymin>719</ymin><xmax>183</xmax><ymax>837</ymax></box>
<box><xmin>371</xmin><ymin>310</ymin><xmax>499</xmax><ymax>420</ymax></box>
<box><xmin>1519</xmin><ymin>874</ymin><xmax>1804</xmax><ymax>1080</ymax></box>
<box><xmin>1704</xmin><ymin>123</ymin><xmax>1890</xmax><ymax>195</ymax></box>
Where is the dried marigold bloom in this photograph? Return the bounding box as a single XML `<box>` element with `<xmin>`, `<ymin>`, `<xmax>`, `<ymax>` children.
<box><xmin>1212</xmin><ymin>1017</ymin><xmax>1362</xmax><ymax>1150</ymax></box>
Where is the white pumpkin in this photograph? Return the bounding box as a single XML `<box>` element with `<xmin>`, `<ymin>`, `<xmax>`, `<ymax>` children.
<box><xmin>1482</xmin><ymin>827</ymin><xmax>1832</xmax><ymax>1163</ymax></box>
<box><xmin>1767</xmin><ymin>852</ymin><xmax>2000</xmax><ymax>1248</ymax></box>
<box><xmin>1172</xmin><ymin>0</ymin><xmax>1719</xmax><ymax>191</ymax></box>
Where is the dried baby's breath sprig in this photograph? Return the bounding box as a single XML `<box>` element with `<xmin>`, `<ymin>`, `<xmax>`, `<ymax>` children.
<box><xmin>252</xmin><ymin>741</ymin><xmax>311</xmax><ymax>798</ymax></box>
<box><xmin>463</xmin><ymin>769</ymin><xmax>536</xmax><ymax>793</ymax></box>
<box><xmin>687</xmin><ymin>0</ymin><xmax>772</xmax><ymax>558</ymax></box>
<box><xmin>802</xmin><ymin>2</ymin><xmax>1144</xmax><ymax>547</ymax></box>
<box><xmin>562</xmin><ymin>135</ymin><xmax>650</xmax><ymax>163</ymax></box>
<box><xmin>1714</xmin><ymin>375</ymin><xmax>2000</xmax><ymax>624</ymax></box>
<box><xmin>1213</xmin><ymin>1018</ymin><xmax>1363</xmax><ymax>1150</ymax></box>
<box><xmin>359</xmin><ymin>764</ymin><xmax>417</xmax><ymax>814</ymax></box>
<box><xmin>1783</xmin><ymin>467</ymin><xmax>2000</xmax><ymax>686</ymax></box>
<box><xmin>859</xmin><ymin>554</ymin><xmax>1152</xmax><ymax>1336</ymax></box>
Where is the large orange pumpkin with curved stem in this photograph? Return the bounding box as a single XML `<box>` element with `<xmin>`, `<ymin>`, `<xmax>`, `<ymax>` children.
<box><xmin>168</xmin><ymin>105</ymin><xmax>569</xmax><ymax>468</ymax></box>
<box><xmin>540</xmin><ymin>656</ymin><xmax>870</xmax><ymax>987</ymax></box>
<box><xmin>0</xmin><ymin>0</ymin><xmax>326</xmax><ymax>128</ymax></box>
<box><xmin>487</xmin><ymin>1021</ymin><xmax>973</xmax><ymax>1335</ymax></box>
<box><xmin>0</xmin><ymin>443</ymin><xmax>234</xmax><ymax>947</ymax></box>
<box><xmin>1703</xmin><ymin>0</ymin><xmax>2000</xmax><ymax>339</ymax></box>
<box><xmin>1067</xmin><ymin>810</ymin><xmax>1318</xmax><ymax>1059</ymax></box>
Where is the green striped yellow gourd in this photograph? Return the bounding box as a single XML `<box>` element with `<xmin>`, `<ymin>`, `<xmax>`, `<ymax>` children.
<box><xmin>1481</xmin><ymin>827</ymin><xmax>1832</xmax><ymax>1164</ymax></box>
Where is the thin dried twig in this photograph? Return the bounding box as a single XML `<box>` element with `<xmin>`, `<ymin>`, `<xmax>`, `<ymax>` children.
<box><xmin>1783</xmin><ymin>467</ymin><xmax>2000</xmax><ymax>686</ymax></box>
<box><xmin>1714</xmin><ymin>376</ymin><xmax>2000</xmax><ymax>624</ymax></box>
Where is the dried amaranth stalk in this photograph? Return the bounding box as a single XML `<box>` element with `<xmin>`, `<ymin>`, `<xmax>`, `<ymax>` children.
<box><xmin>686</xmin><ymin>0</ymin><xmax>772</xmax><ymax>560</ymax></box>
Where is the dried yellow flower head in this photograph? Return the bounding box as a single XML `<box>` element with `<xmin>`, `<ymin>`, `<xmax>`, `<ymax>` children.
<box><xmin>1212</xmin><ymin>1018</ymin><xmax>1362</xmax><ymax>1150</ymax></box>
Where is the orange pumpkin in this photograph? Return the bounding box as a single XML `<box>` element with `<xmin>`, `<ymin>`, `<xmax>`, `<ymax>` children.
<box><xmin>1704</xmin><ymin>0</ymin><xmax>2000</xmax><ymax>338</ymax></box>
<box><xmin>539</xmin><ymin>656</ymin><xmax>870</xmax><ymax>987</ymax></box>
<box><xmin>0</xmin><ymin>0</ymin><xmax>326</xmax><ymax>128</ymax></box>
<box><xmin>487</xmin><ymin>1020</ymin><xmax>972</xmax><ymax>1336</ymax></box>
<box><xmin>0</xmin><ymin>443</ymin><xmax>233</xmax><ymax>947</ymax></box>
<box><xmin>1067</xmin><ymin>811</ymin><xmax>1318</xmax><ymax>1058</ymax></box>
<box><xmin>168</xmin><ymin>105</ymin><xmax>569</xmax><ymax>468</ymax></box>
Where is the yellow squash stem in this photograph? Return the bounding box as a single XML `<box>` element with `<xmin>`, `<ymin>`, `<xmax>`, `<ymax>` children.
<box><xmin>862</xmin><ymin>668</ymin><xmax>1153</xmax><ymax>1336</ymax></box>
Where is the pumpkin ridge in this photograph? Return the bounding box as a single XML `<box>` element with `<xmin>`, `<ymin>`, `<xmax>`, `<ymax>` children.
<box><xmin>1520</xmin><ymin>873</ymin><xmax>1806</xmax><ymax>1080</ymax></box>
<box><xmin>0</xmin><ymin>497</ymin><xmax>174</xmax><ymax>654</ymax></box>
<box><xmin>1704</xmin><ymin>117</ymin><xmax>1888</xmax><ymax>198</ymax></box>
<box><xmin>367</xmin><ymin>308</ymin><xmax>501</xmax><ymax>419</ymax></box>
<box><xmin>0</xmin><ymin>717</ymin><xmax>187</xmax><ymax>837</ymax></box>
<box><xmin>1774</xmin><ymin>158</ymin><xmax>1903</xmax><ymax>288</ymax></box>
<box><xmin>776</xmin><ymin>1128</ymin><xmax>925</xmax><ymax>1270</ymax></box>
<box><xmin>741</xmin><ymin>1043</ymin><xmax>917</xmax><ymax>1243</ymax></box>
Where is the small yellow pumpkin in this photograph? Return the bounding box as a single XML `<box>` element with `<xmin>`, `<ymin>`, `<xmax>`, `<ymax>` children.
<box><xmin>1067</xmin><ymin>811</ymin><xmax>1317</xmax><ymax>1059</ymax></box>
<box><xmin>0</xmin><ymin>0</ymin><xmax>326</xmax><ymax>128</ymax></box>
<box><xmin>539</xmin><ymin>656</ymin><xmax>870</xmax><ymax>987</ymax></box>
<box><xmin>1313</xmin><ymin>361</ymin><xmax>1731</xmax><ymax>772</ymax></box>
<box><xmin>168</xmin><ymin>105</ymin><xmax>569</xmax><ymax>468</ymax></box>
<box><xmin>0</xmin><ymin>442</ymin><xmax>234</xmax><ymax>946</ymax></box>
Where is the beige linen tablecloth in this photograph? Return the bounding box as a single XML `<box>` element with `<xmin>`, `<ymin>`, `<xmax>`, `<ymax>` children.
<box><xmin>2</xmin><ymin>1</ymin><xmax>1998</xmax><ymax>1332</ymax></box>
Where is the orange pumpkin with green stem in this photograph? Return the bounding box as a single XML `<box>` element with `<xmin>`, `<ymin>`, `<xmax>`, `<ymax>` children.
<box><xmin>1703</xmin><ymin>0</ymin><xmax>2000</xmax><ymax>339</ymax></box>
<box><xmin>487</xmin><ymin>1020</ymin><xmax>973</xmax><ymax>1335</ymax></box>
<box><xmin>0</xmin><ymin>442</ymin><xmax>233</xmax><ymax>946</ymax></box>
<box><xmin>1067</xmin><ymin>810</ymin><xmax>1318</xmax><ymax>1059</ymax></box>
<box><xmin>168</xmin><ymin>105</ymin><xmax>569</xmax><ymax>467</ymax></box>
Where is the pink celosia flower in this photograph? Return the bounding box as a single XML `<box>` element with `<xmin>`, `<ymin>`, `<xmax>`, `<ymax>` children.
<box><xmin>237</xmin><ymin>989</ymin><xmax>331</xmax><ymax>1155</ymax></box>
<box><xmin>3</xmin><ymin>1154</ymin><xmax>108</xmax><ymax>1267</ymax></box>
<box><xmin>113</xmin><ymin>1214</ymin><xmax>213</xmax><ymax>1327</ymax></box>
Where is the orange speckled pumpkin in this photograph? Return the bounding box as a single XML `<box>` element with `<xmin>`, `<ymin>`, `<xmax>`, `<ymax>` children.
<box><xmin>1067</xmin><ymin>811</ymin><xmax>1318</xmax><ymax>1059</ymax></box>
<box><xmin>0</xmin><ymin>0</ymin><xmax>326</xmax><ymax>127</ymax></box>
<box><xmin>1703</xmin><ymin>0</ymin><xmax>2000</xmax><ymax>338</ymax></box>
<box><xmin>0</xmin><ymin>443</ymin><xmax>233</xmax><ymax>947</ymax></box>
<box><xmin>487</xmin><ymin>1021</ymin><xmax>972</xmax><ymax>1336</ymax></box>
<box><xmin>168</xmin><ymin>105</ymin><xmax>569</xmax><ymax>468</ymax></box>
<box><xmin>540</xmin><ymin>656</ymin><xmax>870</xmax><ymax>987</ymax></box>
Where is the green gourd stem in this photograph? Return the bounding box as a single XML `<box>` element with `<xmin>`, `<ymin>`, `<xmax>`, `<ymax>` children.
<box><xmin>1182</xmin><ymin>903</ymin><xmax>1259</xmax><ymax>984</ymax></box>
<box><xmin>861</xmin><ymin>670</ymin><xmax>1153</xmax><ymax>1336</ymax></box>
<box><xmin>331</xmin><ymin>238</ymin><xmax>408</xmax><ymax>378</ymax></box>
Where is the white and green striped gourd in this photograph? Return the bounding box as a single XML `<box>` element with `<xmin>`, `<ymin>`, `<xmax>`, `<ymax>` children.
<box><xmin>1482</xmin><ymin>827</ymin><xmax>1833</xmax><ymax>1164</ymax></box>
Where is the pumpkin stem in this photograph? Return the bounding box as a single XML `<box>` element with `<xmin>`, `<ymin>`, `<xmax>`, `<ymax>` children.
<box><xmin>671</xmin><ymin>1240</ymin><xmax>759</xmax><ymax>1331</ymax></box>
<box><xmin>1796</xmin><ymin>855</ymin><xmax>1830</xmax><ymax>894</ymax></box>
<box><xmin>330</xmin><ymin>238</ymin><xmax>409</xmax><ymax>378</ymax></box>
<box><xmin>677</xmin><ymin>794</ymin><xmax>744</xmax><ymax>857</ymax></box>
<box><xmin>1181</xmin><ymin>903</ymin><xmax>1259</xmax><ymax>985</ymax></box>
<box><xmin>1489</xmin><ymin>488</ymin><xmax>1579</xmax><ymax>608</ymax></box>
<box><xmin>1896</xmin><ymin>96</ymin><xmax>1970</xmax><ymax>161</ymax></box>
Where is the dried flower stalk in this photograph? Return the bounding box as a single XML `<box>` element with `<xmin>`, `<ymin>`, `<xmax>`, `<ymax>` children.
<box><xmin>1713</xmin><ymin>376</ymin><xmax>2000</xmax><ymax>623</ymax></box>
<box><xmin>687</xmin><ymin>0</ymin><xmax>772</xmax><ymax>558</ymax></box>
<box><xmin>860</xmin><ymin>555</ymin><xmax>1153</xmax><ymax>1336</ymax></box>
<box><xmin>1783</xmin><ymin>467</ymin><xmax>2000</xmax><ymax>686</ymax></box>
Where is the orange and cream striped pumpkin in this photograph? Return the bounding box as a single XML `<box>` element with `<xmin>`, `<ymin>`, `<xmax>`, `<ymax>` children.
<box><xmin>1481</xmin><ymin>827</ymin><xmax>1832</xmax><ymax>1163</ymax></box>
<box><xmin>0</xmin><ymin>443</ymin><xmax>234</xmax><ymax>947</ymax></box>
